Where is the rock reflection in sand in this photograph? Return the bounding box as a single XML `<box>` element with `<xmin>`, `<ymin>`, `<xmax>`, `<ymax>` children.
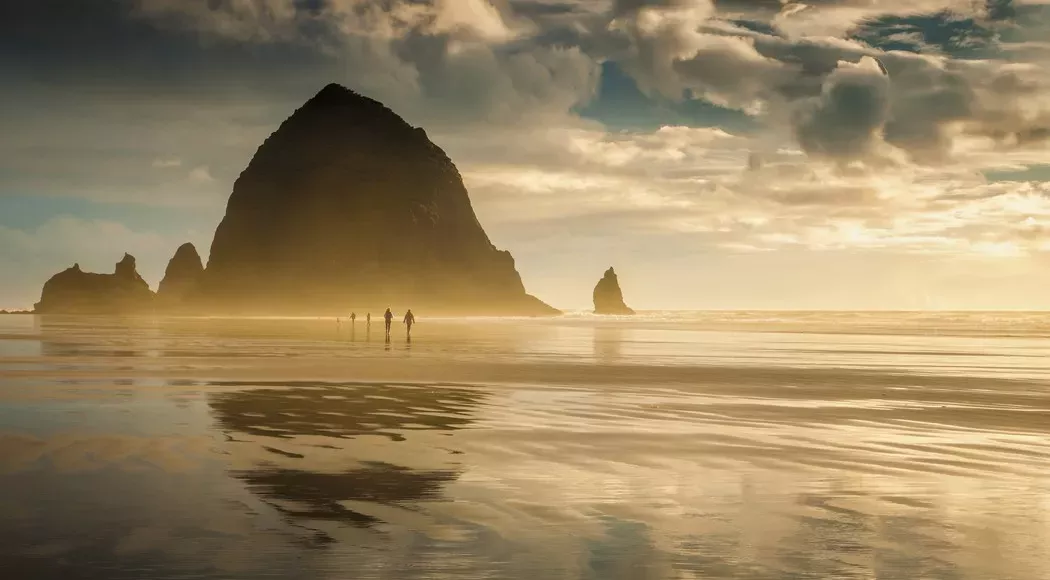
<box><xmin>209</xmin><ymin>381</ymin><xmax>481</xmax><ymax>440</ymax></box>
<box><xmin>237</xmin><ymin>462</ymin><xmax>457</xmax><ymax>528</ymax></box>
<box><xmin>208</xmin><ymin>382</ymin><xmax>482</xmax><ymax>533</ymax></box>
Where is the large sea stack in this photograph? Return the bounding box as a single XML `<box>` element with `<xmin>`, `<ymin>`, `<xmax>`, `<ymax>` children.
<box><xmin>593</xmin><ymin>267</ymin><xmax>635</xmax><ymax>315</ymax></box>
<box><xmin>34</xmin><ymin>254</ymin><xmax>154</xmax><ymax>314</ymax></box>
<box><xmin>156</xmin><ymin>243</ymin><xmax>205</xmax><ymax>309</ymax></box>
<box><xmin>196</xmin><ymin>83</ymin><xmax>557</xmax><ymax>315</ymax></box>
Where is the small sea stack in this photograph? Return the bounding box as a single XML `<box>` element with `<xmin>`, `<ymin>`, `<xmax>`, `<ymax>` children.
<box><xmin>593</xmin><ymin>267</ymin><xmax>635</xmax><ymax>315</ymax></box>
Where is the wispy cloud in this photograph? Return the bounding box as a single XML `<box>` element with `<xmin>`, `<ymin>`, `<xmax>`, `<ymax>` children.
<box><xmin>151</xmin><ymin>157</ymin><xmax>182</xmax><ymax>168</ymax></box>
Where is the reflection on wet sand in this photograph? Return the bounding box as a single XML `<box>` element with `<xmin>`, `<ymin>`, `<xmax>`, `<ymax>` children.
<box><xmin>5</xmin><ymin>315</ymin><xmax>1050</xmax><ymax>578</ymax></box>
<box><xmin>208</xmin><ymin>381</ymin><xmax>484</xmax><ymax>534</ymax></box>
<box><xmin>593</xmin><ymin>326</ymin><xmax>623</xmax><ymax>362</ymax></box>
<box><xmin>238</xmin><ymin>462</ymin><xmax>457</xmax><ymax>528</ymax></box>
<box><xmin>210</xmin><ymin>382</ymin><xmax>482</xmax><ymax>439</ymax></box>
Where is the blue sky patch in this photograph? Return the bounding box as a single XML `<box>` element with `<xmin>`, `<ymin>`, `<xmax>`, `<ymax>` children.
<box><xmin>850</xmin><ymin>11</ymin><xmax>998</xmax><ymax>58</ymax></box>
<box><xmin>579</xmin><ymin>62</ymin><xmax>758</xmax><ymax>133</ymax></box>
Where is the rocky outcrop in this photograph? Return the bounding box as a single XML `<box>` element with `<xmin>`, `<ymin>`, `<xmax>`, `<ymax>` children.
<box><xmin>593</xmin><ymin>267</ymin><xmax>635</xmax><ymax>315</ymax></box>
<box><xmin>195</xmin><ymin>83</ymin><xmax>557</xmax><ymax>315</ymax></box>
<box><xmin>34</xmin><ymin>254</ymin><xmax>154</xmax><ymax>314</ymax></box>
<box><xmin>157</xmin><ymin>243</ymin><xmax>204</xmax><ymax>308</ymax></box>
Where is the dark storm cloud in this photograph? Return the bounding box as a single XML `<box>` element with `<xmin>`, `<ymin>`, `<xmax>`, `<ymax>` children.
<box><xmin>879</xmin><ymin>54</ymin><xmax>976</xmax><ymax>162</ymax></box>
<box><xmin>0</xmin><ymin>0</ymin><xmax>337</xmax><ymax>98</ymax></box>
<box><xmin>794</xmin><ymin>58</ymin><xmax>891</xmax><ymax>161</ymax></box>
<box><xmin>0</xmin><ymin>0</ymin><xmax>350</xmax><ymax>207</ymax></box>
<box><xmin>600</xmin><ymin>0</ymin><xmax>1050</xmax><ymax>164</ymax></box>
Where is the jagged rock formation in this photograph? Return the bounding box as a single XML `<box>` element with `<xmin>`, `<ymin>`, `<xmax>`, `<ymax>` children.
<box><xmin>196</xmin><ymin>83</ymin><xmax>558</xmax><ymax>315</ymax></box>
<box><xmin>593</xmin><ymin>267</ymin><xmax>635</xmax><ymax>315</ymax></box>
<box><xmin>156</xmin><ymin>243</ymin><xmax>204</xmax><ymax>308</ymax></box>
<box><xmin>34</xmin><ymin>254</ymin><xmax>154</xmax><ymax>314</ymax></box>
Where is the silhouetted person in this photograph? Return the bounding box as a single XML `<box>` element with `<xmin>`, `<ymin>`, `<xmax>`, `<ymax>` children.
<box><xmin>350</xmin><ymin>312</ymin><xmax>356</xmax><ymax>325</ymax></box>
<box><xmin>366</xmin><ymin>313</ymin><xmax>371</xmax><ymax>328</ymax></box>
<box><xmin>403</xmin><ymin>309</ymin><xmax>415</xmax><ymax>338</ymax></box>
<box><xmin>384</xmin><ymin>308</ymin><xmax>393</xmax><ymax>334</ymax></box>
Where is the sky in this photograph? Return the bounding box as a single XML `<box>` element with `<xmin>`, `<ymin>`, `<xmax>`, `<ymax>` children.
<box><xmin>4</xmin><ymin>0</ymin><xmax>1050</xmax><ymax>310</ymax></box>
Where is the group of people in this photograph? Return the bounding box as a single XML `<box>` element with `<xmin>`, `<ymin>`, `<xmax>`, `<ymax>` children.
<box><xmin>343</xmin><ymin>308</ymin><xmax>416</xmax><ymax>337</ymax></box>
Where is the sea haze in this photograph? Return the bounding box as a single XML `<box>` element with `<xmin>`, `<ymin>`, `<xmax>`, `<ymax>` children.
<box><xmin>1</xmin><ymin>312</ymin><xmax>1048</xmax><ymax>579</ymax></box>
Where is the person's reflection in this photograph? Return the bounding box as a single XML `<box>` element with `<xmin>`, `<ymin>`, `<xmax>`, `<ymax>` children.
<box><xmin>384</xmin><ymin>333</ymin><xmax>391</xmax><ymax>350</ymax></box>
<box><xmin>593</xmin><ymin>326</ymin><xmax>624</xmax><ymax>363</ymax></box>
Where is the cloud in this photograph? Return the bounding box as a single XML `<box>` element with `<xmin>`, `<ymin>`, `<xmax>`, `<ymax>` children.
<box><xmin>602</xmin><ymin>0</ymin><xmax>1050</xmax><ymax>167</ymax></box>
<box><xmin>188</xmin><ymin>165</ymin><xmax>215</xmax><ymax>184</ymax></box>
<box><xmin>123</xmin><ymin>0</ymin><xmax>601</xmax><ymax>127</ymax></box>
<box><xmin>151</xmin><ymin>157</ymin><xmax>183</xmax><ymax>169</ymax></box>
<box><xmin>4</xmin><ymin>0</ymin><xmax>1050</xmax><ymax>309</ymax></box>
<box><xmin>448</xmin><ymin>117</ymin><xmax>1050</xmax><ymax>269</ymax></box>
<box><xmin>770</xmin><ymin>0</ymin><xmax>991</xmax><ymax>37</ymax></box>
<box><xmin>794</xmin><ymin>56</ymin><xmax>892</xmax><ymax>162</ymax></box>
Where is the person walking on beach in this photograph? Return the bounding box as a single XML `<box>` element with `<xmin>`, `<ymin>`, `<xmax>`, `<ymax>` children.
<box><xmin>366</xmin><ymin>313</ymin><xmax>371</xmax><ymax>328</ymax></box>
<box><xmin>350</xmin><ymin>312</ymin><xmax>356</xmax><ymax>326</ymax></box>
<box><xmin>384</xmin><ymin>308</ymin><xmax>393</xmax><ymax>334</ymax></box>
<box><xmin>403</xmin><ymin>309</ymin><xmax>416</xmax><ymax>339</ymax></box>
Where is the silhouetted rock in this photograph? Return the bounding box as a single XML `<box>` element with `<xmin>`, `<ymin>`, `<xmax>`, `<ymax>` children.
<box><xmin>34</xmin><ymin>254</ymin><xmax>154</xmax><ymax>314</ymax></box>
<box><xmin>196</xmin><ymin>83</ymin><xmax>558</xmax><ymax>316</ymax></box>
<box><xmin>593</xmin><ymin>267</ymin><xmax>635</xmax><ymax>315</ymax></box>
<box><xmin>157</xmin><ymin>243</ymin><xmax>204</xmax><ymax>308</ymax></box>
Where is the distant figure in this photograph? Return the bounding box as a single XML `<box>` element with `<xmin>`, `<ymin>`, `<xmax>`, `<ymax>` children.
<box><xmin>366</xmin><ymin>313</ymin><xmax>371</xmax><ymax>328</ymax></box>
<box><xmin>384</xmin><ymin>308</ymin><xmax>393</xmax><ymax>334</ymax></box>
<box><xmin>403</xmin><ymin>309</ymin><xmax>415</xmax><ymax>338</ymax></box>
<box><xmin>350</xmin><ymin>312</ymin><xmax>356</xmax><ymax>325</ymax></box>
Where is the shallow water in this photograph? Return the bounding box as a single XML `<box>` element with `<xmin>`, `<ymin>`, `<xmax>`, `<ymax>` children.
<box><xmin>1</xmin><ymin>313</ymin><xmax>1049</xmax><ymax>579</ymax></box>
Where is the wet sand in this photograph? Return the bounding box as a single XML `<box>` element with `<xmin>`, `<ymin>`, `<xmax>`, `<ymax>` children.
<box><xmin>1</xmin><ymin>313</ymin><xmax>1049</xmax><ymax>579</ymax></box>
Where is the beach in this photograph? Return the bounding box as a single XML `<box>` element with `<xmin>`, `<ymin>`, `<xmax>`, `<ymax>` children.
<box><xmin>1</xmin><ymin>312</ymin><xmax>1049</xmax><ymax>579</ymax></box>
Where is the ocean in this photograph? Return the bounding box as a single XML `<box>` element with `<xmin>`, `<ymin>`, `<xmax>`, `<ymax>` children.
<box><xmin>1</xmin><ymin>312</ymin><xmax>1048</xmax><ymax>579</ymax></box>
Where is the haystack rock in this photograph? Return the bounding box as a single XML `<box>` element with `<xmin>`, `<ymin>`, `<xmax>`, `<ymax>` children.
<box><xmin>196</xmin><ymin>83</ymin><xmax>558</xmax><ymax>315</ymax></box>
<box><xmin>593</xmin><ymin>267</ymin><xmax>635</xmax><ymax>315</ymax></box>
<box><xmin>156</xmin><ymin>243</ymin><xmax>204</xmax><ymax>308</ymax></box>
<box><xmin>34</xmin><ymin>254</ymin><xmax>154</xmax><ymax>314</ymax></box>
